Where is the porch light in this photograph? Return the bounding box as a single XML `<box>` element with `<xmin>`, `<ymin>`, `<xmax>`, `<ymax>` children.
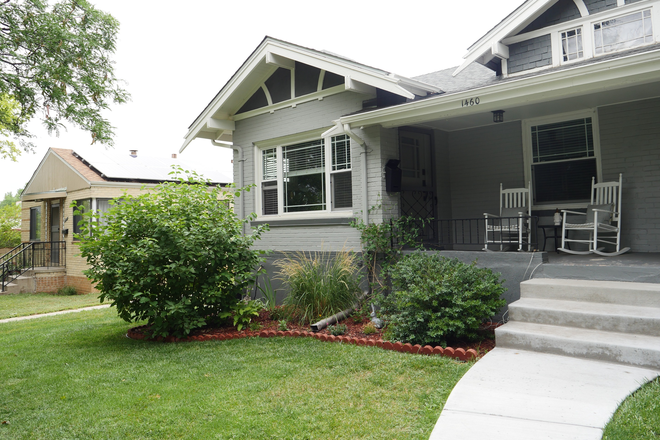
<box><xmin>492</xmin><ymin>110</ymin><xmax>505</xmax><ymax>123</ymax></box>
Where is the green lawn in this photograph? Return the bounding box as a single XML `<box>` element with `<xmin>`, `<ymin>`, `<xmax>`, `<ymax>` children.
<box><xmin>603</xmin><ymin>377</ymin><xmax>660</xmax><ymax>439</ymax></box>
<box><xmin>0</xmin><ymin>292</ymin><xmax>101</xmax><ymax>319</ymax></box>
<box><xmin>0</xmin><ymin>308</ymin><xmax>471</xmax><ymax>439</ymax></box>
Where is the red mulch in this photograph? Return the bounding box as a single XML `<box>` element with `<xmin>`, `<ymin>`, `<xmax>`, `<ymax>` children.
<box><xmin>127</xmin><ymin>309</ymin><xmax>499</xmax><ymax>360</ymax></box>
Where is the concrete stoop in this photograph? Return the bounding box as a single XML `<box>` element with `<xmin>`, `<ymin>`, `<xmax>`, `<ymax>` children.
<box><xmin>430</xmin><ymin>278</ymin><xmax>660</xmax><ymax>440</ymax></box>
<box><xmin>1</xmin><ymin>274</ymin><xmax>34</xmax><ymax>294</ymax></box>
<box><xmin>497</xmin><ymin>278</ymin><xmax>660</xmax><ymax>370</ymax></box>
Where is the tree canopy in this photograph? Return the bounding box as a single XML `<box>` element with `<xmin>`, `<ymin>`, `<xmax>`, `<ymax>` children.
<box><xmin>0</xmin><ymin>0</ymin><xmax>129</xmax><ymax>160</ymax></box>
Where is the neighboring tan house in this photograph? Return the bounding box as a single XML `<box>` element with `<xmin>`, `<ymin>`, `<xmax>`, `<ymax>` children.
<box><xmin>14</xmin><ymin>148</ymin><xmax>229</xmax><ymax>293</ymax></box>
<box><xmin>181</xmin><ymin>0</ymin><xmax>660</xmax><ymax>257</ymax></box>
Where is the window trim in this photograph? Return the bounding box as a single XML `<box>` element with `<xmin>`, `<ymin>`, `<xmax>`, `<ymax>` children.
<box><xmin>254</xmin><ymin>129</ymin><xmax>354</xmax><ymax>220</ymax></box>
<box><xmin>522</xmin><ymin>109</ymin><xmax>602</xmax><ymax>209</ymax></box>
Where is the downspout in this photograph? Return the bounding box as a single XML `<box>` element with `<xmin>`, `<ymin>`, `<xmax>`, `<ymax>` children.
<box><xmin>340</xmin><ymin>124</ymin><xmax>369</xmax><ymax>225</ymax></box>
<box><xmin>212</xmin><ymin>140</ymin><xmax>246</xmax><ymax>234</ymax></box>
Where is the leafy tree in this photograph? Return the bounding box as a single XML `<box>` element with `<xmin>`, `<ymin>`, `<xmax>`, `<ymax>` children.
<box><xmin>0</xmin><ymin>0</ymin><xmax>129</xmax><ymax>160</ymax></box>
<box><xmin>76</xmin><ymin>168</ymin><xmax>268</xmax><ymax>338</ymax></box>
<box><xmin>0</xmin><ymin>188</ymin><xmax>21</xmax><ymax>248</ymax></box>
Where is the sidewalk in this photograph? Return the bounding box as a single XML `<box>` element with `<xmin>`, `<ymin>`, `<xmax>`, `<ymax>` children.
<box><xmin>0</xmin><ymin>304</ymin><xmax>111</xmax><ymax>324</ymax></box>
<box><xmin>430</xmin><ymin>347</ymin><xmax>660</xmax><ymax>439</ymax></box>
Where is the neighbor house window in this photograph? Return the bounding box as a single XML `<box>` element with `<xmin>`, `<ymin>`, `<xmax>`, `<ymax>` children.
<box><xmin>561</xmin><ymin>27</ymin><xmax>583</xmax><ymax>61</ymax></box>
<box><xmin>594</xmin><ymin>9</ymin><xmax>653</xmax><ymax>55</ymax></box>
<box><xmin>29</xmin><ymin>206</ymin><xmax>41</xmax><ymax>241</ymax></box>
<box><xmin>259</xmin><ymin>134</ymin><xmax>352</xmax><ymax>215</ymax></box>
<box><xmin>72</xmin><ymin>199</ymin><xmax>91</xmax><ymax>237</ymax></box>
<box><xmin>529</xmin><ymin>116</ymin><xmax>598</xmax><ymax>204</ymax></box>
<box><xmin>96</xmin><ymin>198</ymin><xmax>112</xmax><ymax>227</ymax></box>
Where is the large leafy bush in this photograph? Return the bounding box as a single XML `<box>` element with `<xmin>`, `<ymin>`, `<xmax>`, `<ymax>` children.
<box><xmin>380</xmin><ymin>252</ymin><xmax>506</xmax><ymax>346</ymax></box>
<box><xmin>76</xmin><ymin>169</ymin><xmax>267</xmax><ymax>338</ymax></box>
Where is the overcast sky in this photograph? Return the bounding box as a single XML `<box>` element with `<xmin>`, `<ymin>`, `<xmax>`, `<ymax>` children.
<box><xmin>0</xmin><ymin>0</ymin><xmax>524</xmax><ymax>197</ymax></box>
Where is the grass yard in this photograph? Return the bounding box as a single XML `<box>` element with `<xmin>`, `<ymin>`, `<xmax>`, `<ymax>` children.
<box><xmin>0</xmin><ymin>292</ymin><xmax>101</xmax><ymax>319</ymax></box>
<box><xmin>0</xmin><ymin>308</ymin><xmax>471</xmax><ymax>440</ymax></box>
<box><xmin>603</xmin><ymin>377</ymin><xmax>660</xmax><ymax>439</ymax></box>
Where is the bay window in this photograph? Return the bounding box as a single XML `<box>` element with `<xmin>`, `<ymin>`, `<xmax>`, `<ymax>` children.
<box><xmin>259</xmin><ymin>134</ymin><xmax>352</xmax><ymax>216</ymax></box>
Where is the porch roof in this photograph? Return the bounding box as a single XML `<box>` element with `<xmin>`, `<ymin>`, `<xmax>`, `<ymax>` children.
<box><xmin>335</xmin><ymin>45</ymin><xmax>660</xmax><ymax>132</ymax></box>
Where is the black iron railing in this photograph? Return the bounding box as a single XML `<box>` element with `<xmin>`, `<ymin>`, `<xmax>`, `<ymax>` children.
<box><xmin>1</xmin><ymin>241</ymin><xmax>66</xmax><ymax>292</ymax></box>
<box><xmin>391</xmin><ymin>217</ymin><xmax>538</xmax><ymax>251</ymax></box>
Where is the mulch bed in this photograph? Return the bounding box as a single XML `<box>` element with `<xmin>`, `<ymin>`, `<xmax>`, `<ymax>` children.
<box><xmin>127</xmin><ymin>309</ymin><xmax>499</xmax><ymax>361</ymax></box>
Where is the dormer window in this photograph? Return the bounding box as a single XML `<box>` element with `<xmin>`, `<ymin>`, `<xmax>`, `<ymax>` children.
<box><xmin>594</xmin><ymin>9</ymin><xmax>653</xmax><ymax>55</ymax></box>
<box><xmin>561</xmin><ymin>28</ymin><xmax>583</xmax><ymax>62</ymax></box>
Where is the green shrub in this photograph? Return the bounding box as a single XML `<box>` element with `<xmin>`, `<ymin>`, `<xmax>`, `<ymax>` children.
<box><xmin>363</xmin><ymin>322</ymin><xmax>377</xmax><ymax>335</ymax></box>
<box><xmin>56</xmin><ymin>285</ymin><xmax>78</xmax><ymax>296</ymax></box>
<box><xmin>276</xmin><ymin>250</ymin><xmax>360</xmax><ymax>325</ymax></box>
<box><xmin>327</xmin><ymin>323</ymin><xmax>347</xmax><ymax>336</ymax></box>
<box><xmin>277</xmin><ymin>320</ymin><xmax>289</xmax><ymax>332</ymax></box>
<box><xmin>380</xmin><ymin>252</ymin><xmax>506</xmax><ymax>346</ymax></box>
<box><xmin>75</xmin><ymin>167</ymin><xmax>268</xmax><ymax>338</ymax></box>
<box><xmin>221</xmin><ymin>299</ymin><xmax>262</xmax><ymax>331</ymax></box>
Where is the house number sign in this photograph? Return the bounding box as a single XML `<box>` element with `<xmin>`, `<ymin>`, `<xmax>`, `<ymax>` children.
<box><xmin>461</xmin><ymin>97</ymin><xmax>480</xmax><ymax>107</ymax></box>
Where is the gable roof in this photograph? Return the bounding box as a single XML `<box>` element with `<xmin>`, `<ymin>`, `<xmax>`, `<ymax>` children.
<box><xmin>180</xmin><ymin>36</ymin><xmax>442</xmax><ymax>153</ymax></box>
<box><xmin>22</xmin><ymin>148</ymin><xmax>230</xmax><ymax>200</ymax></box>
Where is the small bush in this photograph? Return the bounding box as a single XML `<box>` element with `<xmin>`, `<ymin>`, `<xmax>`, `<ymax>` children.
<box><xmin>276</xmin><ymin>250</ymin><xmax>360</xmax><ymax>324</ymax></box>
<box><xmin>380</xmin><ymin>252</ymin><xmax>506</xmax><ymax>347</ymax></box>
<box><xmin>277</xmin><ymin>320</ymin><xmax>289</xmax><ymax>332</ymax></box>
<box><xmin>56</xmin><ymin>286</ymin><xmax>77</xmax><ymax>296</ymax></box>
<box><xmin>327</xmin><ymin>323</ymin><xmax>347</xmax><ymax>336</ymax></box>
<box><xmin>363</xmin><ymin>322</ymin><xmax>377</xmax><ymax>335</ymax></box>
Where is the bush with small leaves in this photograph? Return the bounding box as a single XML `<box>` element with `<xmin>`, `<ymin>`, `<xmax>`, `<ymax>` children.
<box><xmin>56</xmin><ymin>285</ymin><xmax>77</xmax><ymax>296</ymax></box>
<box><xmin>75</xmin><ymin>167</ymin><xmax>268</xmax><ymax>338</ymax></box>
<box><xmin>380</xmin><ymin>252</ymin><xmax>506</xmax><ymax>347</ymax></box>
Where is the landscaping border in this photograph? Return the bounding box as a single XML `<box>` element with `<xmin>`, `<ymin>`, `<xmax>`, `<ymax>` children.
<box><xmin>126</xmin><ymin>326</ymin><xmax>480</xmax><ymax>361</ymax></box>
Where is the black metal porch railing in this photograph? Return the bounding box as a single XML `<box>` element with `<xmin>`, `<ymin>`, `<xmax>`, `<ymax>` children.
<box><xmin>391</xmin><ymin>217</ymin><xmax>538</xmax><ymax>251</ymax></box>
<box><xmin>1</xmin><ymin>241</ymin><xmax>66</xmax><ymax>292</ymax></box>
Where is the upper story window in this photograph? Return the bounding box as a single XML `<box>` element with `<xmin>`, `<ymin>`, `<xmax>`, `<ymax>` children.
<box><xmin>561</xmin><ymin>27</ymin><xmax>583</xmax><ymax>61</ymax></box>
<box><xmin>594</xmin><ymin>9</ymin><xmax>653</xmax><ymax>55</ymax></box>
<box><xmin>525</xmin><ymin>112</ymin><xmax>600</xmax><ymax>206</ymax></box>
<box><xmin>29</xmin><ymin>206</ymin><xmax>41</xmax><ymax>241</ymax></box>
<box><xmin>259</xmin><ymin>134</ymin><xmax>352</xmax><ymax>216</ymax></box>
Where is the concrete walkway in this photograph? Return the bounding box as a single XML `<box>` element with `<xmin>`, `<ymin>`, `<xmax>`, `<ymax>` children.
<box><xmin>0</xmin><ymin>304</ymin><xmax>110</xmax><ymax>323</ymax></box>
<box><xmin>430</xmin><ymin>347</ymin><xmax>659</xmax><ymax>440</ymax></box>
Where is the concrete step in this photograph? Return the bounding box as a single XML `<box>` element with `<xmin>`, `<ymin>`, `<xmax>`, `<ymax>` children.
<box><xmin>496</xmin><ymin>321</ymin><xmax>660</xmax><ymax>370</ymax></box>
<box><xmin>521</xmin><ymin>278</ymin><xmax>660</xmax><ymax>307</ymax></box>
<box><xmin>508</xmin><ymin>297</ymin><xmax>660</xmax><ymax>336</ymax></box>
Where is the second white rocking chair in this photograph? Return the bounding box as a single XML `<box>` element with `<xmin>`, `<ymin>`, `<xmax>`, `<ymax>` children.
<box><xmin>558</xmin><ymin>173</ymin><xmax>630</xmax><ymax>256</ymax></box>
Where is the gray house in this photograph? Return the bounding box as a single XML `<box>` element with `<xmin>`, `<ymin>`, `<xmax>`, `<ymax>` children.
<box><xmin>181</xmin><ymin>0</ymin><xmax>660</xmax><ymax>294</ymax></box>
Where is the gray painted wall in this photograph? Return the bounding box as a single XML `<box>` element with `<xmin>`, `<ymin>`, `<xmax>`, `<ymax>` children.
<box><xmin>447</xmin><ymin>121</ymin><xmax>524</xmax><ymax>220</ymax></box>
<box><xmin>520</xmin><ymin>0</ymin><xmax>582</xmax><ymax>34</ymax></box>
<box><xmin>599</xmin><ymin>97</ymin><xmax>660</xmax><ymax>252</ymax></box>
<box><xmin>232</xmin><ymin>91</ymin><xmax>365</xmax><ymax>252</ymax></box>
<box><xmin>508</xmin><ymin>34</ymin><xmax>553</xmax><ymax>74</ymax></box>
<box><xmin>585</xmin><ymin>0</ymin><xmax>618</xmax><ymax>14</ymax></box>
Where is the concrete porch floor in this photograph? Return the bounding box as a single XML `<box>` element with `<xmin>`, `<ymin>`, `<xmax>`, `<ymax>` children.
<box><xmin>534</xmin><ymin>251</ymin><xmax>660</xmax><ymax>284</ymax></box>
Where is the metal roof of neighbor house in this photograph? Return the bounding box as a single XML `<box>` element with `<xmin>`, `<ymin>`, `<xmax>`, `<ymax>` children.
<box><xmin>53</xmin><ymin>148</ymin><xmax>231</xmax><ymax>185</ymax></box>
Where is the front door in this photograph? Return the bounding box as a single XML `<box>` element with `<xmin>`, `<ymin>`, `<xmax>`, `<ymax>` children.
<box><xmin>399</xmin><ymin>130</ymin><xmax>436</xmax><ymax>242</ymax></box>
<box><xmin>50</xmin><ymin>202</ymin><xmax>60</xmax><ymax>265</ymax></box>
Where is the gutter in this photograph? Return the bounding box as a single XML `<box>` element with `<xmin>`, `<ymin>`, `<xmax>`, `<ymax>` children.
<box><xmin>212</xmin><ymin>141</ymin><xmax>246</xmax><ymax>234</ymax></box>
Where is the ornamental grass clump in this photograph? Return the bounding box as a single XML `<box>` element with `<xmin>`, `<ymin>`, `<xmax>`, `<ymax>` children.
<box><xmin>276</xmin><ymin>250</ymin><xmax>361</xmax><ymax>324</ymax></box>
<box><xmin>380</xmin><ymin>252</ymin><xmax>506</xmax><ymax>347</ymax></box>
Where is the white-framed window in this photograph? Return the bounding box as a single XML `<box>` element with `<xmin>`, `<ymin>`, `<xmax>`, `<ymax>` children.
<box><xmin>257</xmin><ymin>133</ymin><xmax>353</xmax><ymax>217</ymax></box>
<box><xmin>561</xmin><ymin>27</ymin><xmax>584</xmax><ymax>62</ymax></box>
<box><xmin>594</xmin><ymin>9</ymin><xmax>654</xmax><ymax>55</ymax></box>
<box><xmin>523</xmin><ymin>111</ymin><xmax>601</xmax><ymax>207</ymax></box>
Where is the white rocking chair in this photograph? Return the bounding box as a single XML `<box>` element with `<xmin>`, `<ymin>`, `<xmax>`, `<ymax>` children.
<box><xmin>484</xmin><ymin>182</ymin><xmax>532</xmax><ymax>252</ymax></box>
<box><xmin>558</xmin><ymin>173</ymin><xmax>630</xmax><ymax>256</ymax></box>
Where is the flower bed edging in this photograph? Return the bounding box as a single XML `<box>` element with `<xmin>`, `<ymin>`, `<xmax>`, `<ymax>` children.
<box><xmin>126</xmin><ymin>325</ymin><xmax>479</xmax><ymax>361</ymax></box>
